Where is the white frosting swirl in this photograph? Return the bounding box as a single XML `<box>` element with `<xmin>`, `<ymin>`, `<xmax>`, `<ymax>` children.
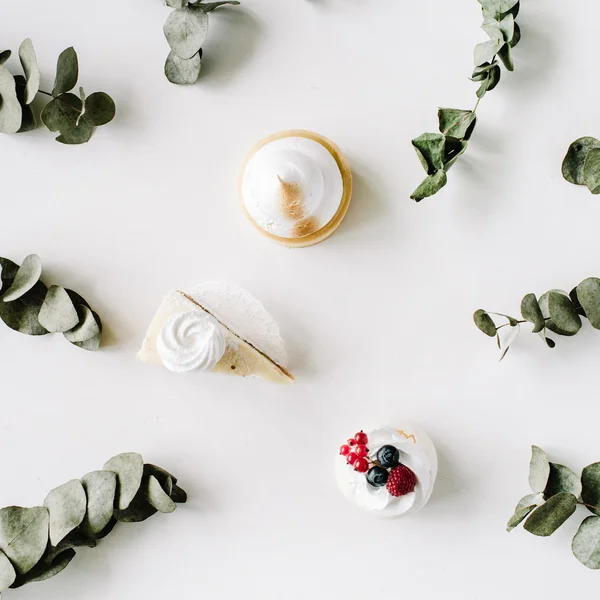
<box><xmin>335</xmin><ymin>425</ymin><xmax>438</xmax><ymax>518</ymax></box>
<box><xmin>241</xmin><ymin>135</ymin><xmax>344</xmax><ymax>238</ymax></box>
<box><xmin>157</xmin><ymin>311</ymin><xmax>225</xmax><ymax>373</ymax></box>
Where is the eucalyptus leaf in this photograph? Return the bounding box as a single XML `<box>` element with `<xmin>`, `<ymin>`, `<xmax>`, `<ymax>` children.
<box><xmin>0</xmin><ymin>65</ymin><xmax>23</xmax><ymax>134</ymax></box>
<box><xmin>498</xmin><ymin>43</ymin><xmax>514</xmax><ymax>71</ymax></box>
<box><xmin>79</xmin><ymin>471</ymin><xmax>117</xmax><ymax>537</ymax></box>
<box><xmin>520</xmin><ymin>293</ymin><xmax>545</xmax><ymax>333</ymax></box>
<box><xmin>52</xmin><ymin>47</ymin><xmax>78</xmax><ymax>97</ymax></box>
<box><xmin>573</xmin><ymin>516</ymin><xmax>600</xmax><ymax>569</ymax></box>
<box><xmin>523</xmin><ymin>492</ymin><xmax>577</xmax><ymax>537</ymax></box>
<box><xmin>144</xmin><ymin>463</ymin><xmax>177</xmax><ymax>489</ymax></box>
<box><xmin>103</xmin><ymin>453</ymin><xmax>144</xmax><ymax>511</ymax></box>
<box><xmin>438</xmin><ymin>108</ymin><xmax>476</xmax><ymax>140</ymax></box>
<box><xmin>547</xmin><ymin>291</ymin><xmax>582</xmax><ymax>336</ymax></box>
<box><xmin>516</xmin><ymin>493</ymin><xmax>540</xmax><ymax>511</ymax></box>
<box><xmin>18</xmin><ymin>39</ymin><xmax>40</xmax><ymax>105</ymax></box>
<box><xmin>511</xmin><ymin>22</ymin><xmax>521</xmax><ymax>47</ymax></box>
<box><xmin>478</xmin><ymin>0</ymin><xmax>519</xmax><ymax>13</ymax></box>
<box><xmin>0</xmin><ymin>258</ymin><xmax>19</xmax><ymax>289</ymax></box>
<box><xmin>0</xmin><ymin>507</ymin><xmax>49</xmax><ymax>575</ymax></box>
<box><xmin>470</xmin><ymin>61</ymin><xmax>498</xmax><ymax>81</ymax></box>
<box><xmin>165</xmin><ymin>50</ymin><xmax>202</xmax><ymax>85</ymax></box>
<box><xmin>0</xmin><ymin>51</ymin><xmax>11</xmax><ymax>65</ymax></box>
<box><xmin>576</xmin><ymin>278</ymin><xmax>600</xmax><ymax>329</ymax></box>
<box><xmin>411</xmin><ymin>133</ymin><xmax>446</xmax><ymax>174</ymax></box>
<box><xmin>410</xmin><ymin>170</ymin><xmax>447</xmax><ymax>202</ymax></box>
<box><xmin>507</xmin><ymin>504</ymin><xmax>536</xmax><ymax>532</ymax></box>
<box><xmin>38</xmin><ymin>286</ymin><xmax>79</xmax><ymax>333</ymax></box>
<box><xmin>0</xmin><ymin>551</ymin><xmax>16</xmax><ymax>591</ymax></box>
<box><xmin>82</xmin><ymin>92</ymin><xmax>116</xmax><ymax>127</ymax></box>
<box><xmin>529</xmin><ymin>446</ymin><xmax>550</xmax><ymax>493</ymax></box>
<box><xmin>497</xmin><ymin>13</ymin><xmax>515</xmax><ymax>43</ymax></box>
<box><xmin>166</xmin><ymin>0</ymin><xmax>186</xmax><ymax>6</ymax></box>
<box><xmin>581</xmin><ymin>463</ymin><xmax>600</xmax><ymax>517</ymax></box>
<box><xmin>56</xmin><ymin>118</ymin><xmax>94</xmax><ymax>145</ymax></box>
<box><xmin>43</xmin><ymin>479</ymin><xmax>86</xmax><ymax>547</ymax></box>
<box><xmin>113</xmin><ymin>484</ymin><xmax>157</xmax><ymax>523</ymax></box>
<box><xmin>40</xmin><ymin>93</ymin><xmax>82</xmax><ymax>132</ymax></box>
<box><xmin>481</xmin><ymin>19</ymin><xmax>503</xmax><ymax>43</ymax></box>
<box><xmin>443</xmin><ymin>137</ymin><xmax>468</xmax><ymax>170</ymax></box>
<box><xmin>164</xmin><ymin>6</ymin><xmax>209</xmax><ymax>60</ymax></box>
<box><xmin>13</xmin><ymin>75</ymin><xmax>36</xmax><ymax>133</ymax></box>
<box><xmin>42</xmin><ymin>529</ymin><xmax>95</xmax><ymax>564</ymax></box>
<box><xmin>0</xmin><ymin>280</ymin><xmax>48</xmax><ymax>336</ymax></box>
<box><xmin>474</xmin><ymin>309</ymin><xmax>496</xmax><ymax>337</ymax></box>
<box><xmin>145</xmin><ymin>476</ymin><xmax>177</xmax><ymax>513</ymax></box>
<box><xmin>583</xmin><ymin>147</ymin><xmax>600</xmax><ymax>194</ymax></box>
<box><xmin>193</xmin><ymin>1</ymin><xmax>241</xmax><ymax>12</ymax></box>
<box><xmin>3</xmin><ymin>254</ymin><xmax>43</xmax><ymax>303</ymax></box>
<box><xmin>562</xmin><ymin>137</ymin><xmax>600</xmax><ymax>185</ymax></box>
<box><xmin>474</xmin><ymin>39</ymin><xmax>504</xmax><ymax>66</ymax></box>
<box><xmin>64</xmin><ymin>305</ymin><xmax>102</xmax><ymax>351</ymax></box>
<box><xmin>10</xmin><ymin>548</ymin><xmax>75</xmax><ymax>588</ymax></box>
<box><xmin>476</xmin><ymin>64</ymin><xmax>501</xmax><ymax>98</ymax></box>
<box><xmin>544</xmin><ymin>463</ymin><xmax>582</xmax><ymax>500</ymax></box>
<box><xmin>170</xmin><ymin>484</ymin><xmax>188</xmax><ymax>503</ymax></box>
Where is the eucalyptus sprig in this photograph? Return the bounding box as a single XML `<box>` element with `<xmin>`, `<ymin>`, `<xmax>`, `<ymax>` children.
<box><xmin>0</xmin><ymin>452</ymin><xmax>185</xmax><ymax>594</ymax></box>
<box><xmin>562</xmin><ymin>137</ymin><xmax>600</xmax><ymax>194</ymax></box>
<box><xmin>0</xmin><ymin>254</ymin><xmax>102</xmax><ymax>351</ymax></box>
<box><xmin>410</xmin><ymin>0</ymin><xmax>522</xmax><ymax>201</ymax></box>
<box><xmin>163</xmin><ymin>0</ymin><xmax>240</xmax><ymax>85</ymax></box>
<box><xmin>508</xmin><ymin>446</ymin><xmax>600</xmax><ymax>570</ymax></box>
<box><xmin>0</xmin><ymin>40</ymin><xmax>115</xmax><ymax>144</ymax></box>
<box><xmin>474</xmin><ymin>277</ymin><xmax>600</xmax><ymax>358</ymax></box>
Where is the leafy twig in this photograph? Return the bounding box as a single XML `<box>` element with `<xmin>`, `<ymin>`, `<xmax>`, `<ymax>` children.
<box><xmin>410</xmin><ymin>0</ymin><xmax>522</xmax><ymax>201</ymax></box>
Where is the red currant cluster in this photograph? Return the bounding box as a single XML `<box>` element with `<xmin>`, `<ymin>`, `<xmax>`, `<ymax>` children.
<box><xmin>339</xmin><ymin>430</ymin><xmax>370</xmax><ymax>473</ymax></box>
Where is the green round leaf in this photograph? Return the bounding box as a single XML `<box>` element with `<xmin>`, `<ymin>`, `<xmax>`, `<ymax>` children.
<box><xmin>82</xmin><ymin>92</ymin><xmax>116</xmax><ymax>127</ymax></box>
<box><xmin>52</xmin><ymin>47</ymin><xmax>78</xmax><ymax>98</ymax></box>
<box><xmin>0</xmin><ymin>506</ymin><xmax>49</xmax><ymax>575</ymax></box>
<box><xmin>520</xmin><ymin>293</ymin><xmax>545</xmax><ymax>333</ymax></box>
<box><xmin>0</xmin><ymin>65</ymin><xmax>23</xmax><ymax>134</ymax></box>
<box><xmin>562</xmin><ymin>137</ymin><xmax>600</xmax><ymax>185</ymax></box>
<box><xmin>55</xmin><ymin>118</ymin><xmax>94</xmax><ymax>145</ymax></box>
<box><xmin>437</xmin><ymin>108</ymin><xmax>476</xmax><ymax>140</ymax></box>
<box><xmin>18</xmin><ymin>38</ymin><xmax>40</xmax><ymax>105</ymax></box>
<box><xmin>547</xmin><ymin>291</ymin><xmax>582</xmax><ymax>335</ymax></box>
<box><xmin>576</xmin><ymin>278</ymin><xmax>600</xmax><ymax>329</ymax></box>
<box><xmin>103</xmin><ymin>453</ymin><xmax>144</xmax><ymax>510</ymax></box>
<box><xmin>0</xmin><ymin>280</ymin><xmax>48</xmax><ymax>336</ymax></box>
<box><xmin>583</xmin><ymin>147</ymin><xmax>600</xmax><ymax>194</ymax></box>
<box><xmin>38</xmin><ymin>285</ymin><xmax>79</xmax><ymax>333</ymax></box>
<box><xmin>474</xmin><ymin>39</ymin><xmax>504</xmax><ymax>67</ymax></box>
<box><xmin>80</xmin><ymin>470</ymin><xmax>117</xmax><ymax>536</ymax></box>
<box><xmin>410</xmin><ymin>170</ymin><xmax>447</xmax><ymax>201</ymax></box>
<box><xmin>544</xmin><ymin>463</ymin><xmax>582</xmax><ymax>500</ymax></box>
<box><xmin>573</xmin><ymin>516</ymin><xmax>600</xmax><ymax>569</ymax></box>
<box><xmin>473</xmin><ymin>309</ymin><xmax>497</xmax><ymax>337</ymax></box>
<box><xmin>41</xmin><ymin>93</ymin><xmax>81</xmax><ymax>132</ymax></box>
<box><xmin>166</xmin><ymin>0</ymin><xmax>186</xmax><ymax>6</ymax></box>
<box><xmin>164</xmin><ymin>6</ymin><xmax>209</xmax><ymax>59</ymax></box>
<box><xmin>523</xmin><ymin>492</ymin><xmax>577</xmax><ymax>537</ymax></box>
<box><xmin>43</xmin><ymin>479</ymin><xmax>86</xmax><ymax>546</ymax></box>
<box><xmin>11</xmin><ymin>548</ymin><xmax>75</xmax><ymax>588</ymax></box>
<box><xmin>529</xmin><ymin>445</ymin><xmax>550</xmax><ymax>493</ymax></box>
<box><xmin>165</xmin><ymin>50</ymin><xmax>202</xmax><ymax>85</ymax></box>
<box><xmin>0</xmin><ymin>550</ymin><xmax>16</xmax><ymax>591</ymax></box>
<box><xmin>3</xmin><ymin>254</ymin><xmax>43</xmax><ymax>303</ymax></box>
<box><xmin>145</xmin><ymin>475</ymin><xmax>177</xmax><ymax>513</ymax></box>
<box><xmin>507</xmin><ymin>504</ymin><xmax>536</xmax><ymax>532</ymax></box>
<box><xmin>478</xmin><ymin>0</ymin><xmax>519</xmax><ymax>13</ymax></box>
<box><xmin>582</xmin><ymin>463</ymin><xmax>600</xmax><ymax>516</ymax></box>
<box><xmin>64</xmin><ymin>305</ymin><xmax>102</xmax><ymax>351</ymax></box>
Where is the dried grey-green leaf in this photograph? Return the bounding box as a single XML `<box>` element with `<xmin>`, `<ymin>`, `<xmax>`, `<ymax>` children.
<box><xmin>582</xmin><ymin>463</ymin><xmax>600</xmax><ymax>517</ymax></box>
<box><xmin>43</xmin><ymin>479</ymin><xmax>86</xmax><ymax>546</ymax></box>
<box><xmin>164</xmin><ymin>6</ymin><xmax>209</xmax><ymax>59</ymax></box>
<box><xmin>544</xmin><ymin>463</ymin><xmax>582</xmax><ymax>500</ymax></box>
<box><xmin>64</xmin><ymin>305</ymin><xmax>101</xmax><ymax>348</ymax></box>
<box><xmin>80</xmin><ymin>470</ymin><xmax>117</xmax><ymax>536</ymax></box>
<box><xmin>438</xmin><ymin>108</ymin><xmax>476</xmax><ymax>140</ymax></box>
<box><xmin>3</xmin><ymin>254</ymin><xmax>43</xmax><ymax>303</ymax></box>
<box><xmin>18</xmin><ymin>39</ymin><xmax>40</xmax><ymax>105</ymax></box>
<box><xmin>0</xmin><ymin>65</ymin><xmax>23</xmax><ymax>134</ymax></box>
<box><xmin>583</xmin><ymin>147</ymin><xmax>600</xmax><ymax>194</ymax></box>
<box><xmin>38</xmin><ymin>285</ymin><xmax>79</xmax><ymax>333</ymax></box>
<box><xmin>529</xmin><ymin>446</ymin><xmax>550</xmax><ymax>493</ymax></box>
<box><xmin>165</xmin><ymin>50</ymin><xmax>202</xmax><ymax>85</ymax></box>
<box><xmin>506</xmin><ymin>504</ymin><xmax>536</xmax><ymax>532</ymax></box>
<box><xmin>411</xmin><ymin>133</ymin><xmax>446</xmax><ymax>174</ymax></box>
<box><xmin>0</xmin><ymin>507</ymin><xmax>49</xmax><ymax>575</ymax></box>
<box><xmin>577</xmin><ymin>278</ymin><xmax>600</xmax><ymax>329</ymax></box>
<box><xmin>145</xmin><ymin>476</ymin><xmax>177</xmax><ymax>513</ymax></box>
<box><xmin>11</xmin><ymin>548</ymin><xmax>75</xmax><ymax>588</ymax></box>
<box><xmin>103</xmin><ymin>453</ymin><xmax>144</xmax><ymax>510</ymax></box>
<box><xmin>562</xmin><ymin>137</ymin><xmax>600</xmax><ymax>185</ymax></box>
<box><xmin>410</xmin><ymin>170</ymin><xmax>447</xmax><ymax>202</ymax></box>
<box><xmin>573</xmin><ymin>516</ymin><xmax>600</xmax><ymax>569</ymax></box>
<box><xmin>523</xmin><ymin>492</ymin><xmax>577</xmax><ymax>537</ymax></box>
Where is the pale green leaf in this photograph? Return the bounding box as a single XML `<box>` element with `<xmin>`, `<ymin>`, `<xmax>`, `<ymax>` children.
<box><xmin>573</xmin><ymin>516</ymin><xmax>600</xmax><ymax>569</ymax></box>
<box><xmin>529</xmin><ymin>445</ymin><xmax>550</xmax><ymax>493</ymax></box>
<box><xmin>507</xmin><ymin>504</ymin><xmax>536</xmax><ymax>532</ymax></box>
<box><xmin>473</xmin><ymin>309</ymin><xmax>496</xmax><ymax>337</ymax></box>
<box><xmin>437</xmin><ymin>108</ymin><xmax>476</xmax><ymax>140</ymax></box>
<box><xmin>582</xmin><ymin>463</ymin><xmax>600</xmax><ymax>517</ymax></box>
<box><xmin>577</xmin><ymin>278</ymin><xmax>600</xmax><ymax>329</ymax></box>
<box><xmin>145</xmin><ymin>476</ymin><xmax>177</xmax><ymax>513</ymax></box>
<box><xmin>410</xmin><ymin>170</ymin><xmax>447</xmax><ymax>201</ymax></box>
<box><xmin>13</xmin><ymin>75</ymin><xmax>36</xmax><ymax>133</ymax></box>
<box><xmin>0</xmin><ymin>66</ymin><xmax>22</xmax><ymax>134</ymax></box>
<box><xmin>165</xmin><ymin>50</ymin><xmax>202</xmax><ymax>85</ymax></box>
<box><xmin>0</xmin><ymin>281</ymin><xmax>48</xmax><ymax>336</ymax></box>
<box><xmin>498</xmin><ymin>43</ymin><xmax>514</xmax><ymax>71</ymax></box>
<box><xmin>38</xmin><ymin>286</ymin><xmax>79</xmax><ymax>333</ymax></box>
<box><xmin>63</xmin><ymin>305</ymin><xmax>102</xmax><ymax>350</ymax></box>
<box><xmin>11</xmin><ymin>548</ymin><xmax>75</xmax><ymax>587</ymax></box>
<box><xmin>523</xmin><ymin>492</ymin><xmax>577</xmax><ymax>536</ymax></box>
<box><xmin>583</xmin><ymin>147</ymin><xmax>600</xmax><ymax>194</ymax></box>
<box><xmin>163</xmin><ymin>6</ymin><xmax>209</xmax><ymax>59</ymax></box>
<box><xmin>3</xmin><ymin>255</ymin><xmax>43</xmax><ymax>303</ymax></box>
<box><xmin>103</xmin><ymin>453</ymin><xmax>144</xmax><ymax>510</ymax></box>
<box><xmin>80</xmin><ymin>470</ymin><xmax>117</xmax><ymax>536</ymax></box>
<box><xmin>0</xmin><ymin>551</ymin><xmax>15</xmax><ymax>591</ymax></box>
<box><xmin>474</xmin><ymin>39</ymin><xmax>504</xmax><ymax>66</ymax></box>
<box><xmin>547</xmin><ymin>291</ymin><xmax>581</xmax><ymax>335</ymax></box>
<box><xmin>43</xmin><ymin>479</ymin><xmax>86</xmax><ymax>546</ymax></box>
<box><xmin>478</xmin><ymin>0</ymin><xmax>519</xmax><ymax>14</ymax></box>
<box><xmin>544</xmin><ymin>463</ymin><xmax>582</xmax><ymax>500</ymax></box>
<box><xmin>562</xmin><ymin>137</ymin><xmax>600</xmax><ymax>185</ymax></box>
<box><xmin>18</xmin><ymin>39</ymin><xmax>40</xmax><ymax>105</ymax></box>
<box><xmin>520</xmin><ymin>293</ymin><xmax>545</xmax><ymax>333</ymax></box>
<box><xmin>411</xmin><ymin>133</ymin><xmax>446</xmax><ymax>174</ymax></box>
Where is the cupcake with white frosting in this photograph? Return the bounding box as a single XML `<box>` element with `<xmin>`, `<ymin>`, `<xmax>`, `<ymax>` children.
<box><xmin>335</xmin><ymin>425</ymin><xmax>437</xmax><ymax>517</ymax></box>
<box><xmin>137</xmin><ymin>282</ymin><xmax>294</xmax><ymax>384</ymax></box>
<box><xmin>239</xmin><ymin>130</ymin><xmax>353</xmax><ymax>247</ymax></box>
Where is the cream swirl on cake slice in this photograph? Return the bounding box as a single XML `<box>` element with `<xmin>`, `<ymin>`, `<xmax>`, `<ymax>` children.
<box><xmin>137</xmin><ymin>282</ymin><xmax>294</xmax><ymax>384</ymax></box>
<box><xmin>335</xmin><ymin>425</ymin><xmax>437</xmax><ymax>517</ymax></box>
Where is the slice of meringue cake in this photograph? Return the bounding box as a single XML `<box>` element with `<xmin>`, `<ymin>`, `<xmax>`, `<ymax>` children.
<box><xmin>137</xmin><ymin>282</ymin><xmax>294</xmax><ymax>384</ymax></box>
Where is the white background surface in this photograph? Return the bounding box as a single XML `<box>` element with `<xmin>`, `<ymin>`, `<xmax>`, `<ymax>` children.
<box><xmin>0</xmin><ymin>0</ymin><xmax>599</xmax><ymax>598</ymax></box>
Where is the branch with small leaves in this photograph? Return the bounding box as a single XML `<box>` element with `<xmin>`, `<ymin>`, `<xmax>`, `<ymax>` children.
<box><xmin>474</xmin><ymin>277</ymin><xmax>600</xmax><ymax>359</ymax></box>
<box><xmin>562</xmin><ymin>137</ymin><xmax>600</xmax><ymax>194</ymax></box>
<box><xmin>508</xmin><ymin>446</ymin><xmax>600</xmax><ymax>570</ymax></box>
<box><xmin>0</xmin><ymin>254</ymin><xmax>103</xmax><ymax>351</ymax></box>
<box><xmin>0</xmin><ymin>40</ymin><xmax>115</xmax><ymax>144</ymax></box>
<box><xmin>0</xmin><ymin>453</ymin><xmax>185</xmax><ymax>594</ymax></box>
<box><xmin>163</xmin><ymin>0</ymin><xmax>240</xmax><ymax>85</ymax></box>
<box><xmin>410</xmin><ymin>0</ymin><xmax>522</xmax><ymax>201</ymax></box>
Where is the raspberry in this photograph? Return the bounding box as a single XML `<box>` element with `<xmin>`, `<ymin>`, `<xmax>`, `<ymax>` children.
<box><xmin>386</xmin><ymin>464</ymin><xmax>417</xmax><ymax>497</ymax></box>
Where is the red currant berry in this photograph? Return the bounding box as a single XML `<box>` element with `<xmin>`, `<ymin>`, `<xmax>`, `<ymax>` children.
<box><xmin>354</xmin><ymin>458</ymin><xmax>369</xmax><ymax>473</ymax></box>
<box><xmin>340</xmin><ymin>445</ymin><xmax>351</xmax><ymax>456</ymax></box>
<box><xmin>347</xmin><ymin>439</ymin><xmax>356</xmax><ymax>446</ymax></box>
<box><xmin>355</xmin><ymin>444</ymin><xmax>368</xmax><ymax>458</ymax></box>
<box><xmin>354</xmin><ymin>431</ymin><xmax>368</xmax><ymax>445</ymax></box>
<box><xmin>346</xmin><ymin>452</ymin><xmax>358</xmax><ymax>465</ymax></box>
